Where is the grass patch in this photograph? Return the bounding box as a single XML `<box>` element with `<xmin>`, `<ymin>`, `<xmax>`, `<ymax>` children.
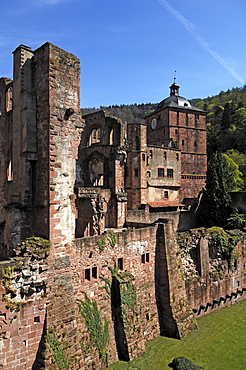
<box><xmin>109</xmin><ymin>299</ymin><xmax>246</xmax><ymax>370</ymax></box>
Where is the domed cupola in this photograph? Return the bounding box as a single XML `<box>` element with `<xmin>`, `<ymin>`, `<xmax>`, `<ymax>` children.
<box><xmin>169</xmin><ymin>79</ymin><xmax>180</xmax><ymax>96</ymax></box>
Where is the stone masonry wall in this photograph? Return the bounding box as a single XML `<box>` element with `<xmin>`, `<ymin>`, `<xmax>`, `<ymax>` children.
<box><xmin>0</xmin><ymin>238</ymin><xmax>49</xmax><ymax>370</ymax></box>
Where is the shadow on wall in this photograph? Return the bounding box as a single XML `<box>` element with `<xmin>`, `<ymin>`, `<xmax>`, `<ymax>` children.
<box><xmin>155</xmin><ymin>223</ymin><xmax>180</xmax><ymax>339</ymax></box>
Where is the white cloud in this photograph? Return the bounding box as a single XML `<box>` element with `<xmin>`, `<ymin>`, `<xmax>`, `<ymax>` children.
<box><xmin>157</xmin><ymin>0</ymin><xmax>244</xmax><ymax>86</ymax></box>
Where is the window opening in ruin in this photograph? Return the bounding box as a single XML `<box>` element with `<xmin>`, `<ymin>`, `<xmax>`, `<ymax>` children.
<box><xmin>147</xmin><ymin>171</ymin><xmax>151</xmax><ymax>177</ymax></box>
<box><xmin>146</xmin><ymin>313</ymin><xmax>150</xmax><ymax>320</ymax></box>
<box><xmin>89</xmin><ymin>154</ymin><xmax>104</xmax><ymax>186</ymax></box>
<box><xmin>7</xmin><ymin>160</ymin><xmax>13</xmax><ymax>182</ymax></box>
<box><xmin>85</xmin><ymin>268</ymin><xmax>90</xmax><ymax>281</ymax></box>
<box><xmin>149</xmin><ymin>150</ymin><xmax>152</xmax><ymax>158</ymax></box>
<box><xmin>6</xmin><ymin>87</ymin><xmax>13</xmax><ymax>112</ymax></box>
<box><xmin>146</xmin><ymin>252</ymin><xmax>150</xmax><ymax>262</ymax></box>
<box><xmin>34</xmin><ymin>316</ymin><xmax>40</xmax><ymax>323</ymax></box>
<box><xmin>167</xmin><ymin>169</ymin><xmax>173</xmax><ymax>178</ymax></box>
<box><xmin>109</xmin><ymin>128</ymin><xmax>114</xmax><ymax>145</ymax></box>
<box><xmin>118</xmin><ymin>258</ymin><xmax>123</xmax><ymax>270</ymax></box>
<box><xmin>90</xmin><ymin>128</ymin><xmax>101</xmax><ymax>144</ymax></box>
<box><xmin>158</xmin><ymin>168</ymin><xmax>165</xmax><ymax>177</ymax></box>
<box><xmin>176</xmin><ymin>112</ymin><xmax>179</xmax><ymax>125</ymax></box>
<box><xmin>92</xmin><ymin>266</ymin><xmax>97</xmax><ymax>279</ymax></box>
<box><xmin>89</xmin><ymin>251</ymin><xmax>93</xmax><ymax>258</ymax></box>
<box><xmin>194</xmin><ymin>141</ymin><xmax>197</xmax><ymax>147</ymax></box>
<box><xmin>164</xmin><ymin>191</ymin><xmax>168</xmax><ymax>199</ymax></box>
<box><xmin>182</xmin><ymin>139</ymin><xmax>184</xmax><ymax>146</ymax></box>
<box><xmin>175</xmin><ymin>129</ymin><xmax>178</xmax><ymax>134</ymax></box>
<box><xmin>141</xmin><ymin>253</ymin><xmax>150</xmax><ymax>264</ymax></box>
<box><xmin>176</xmin><ymin>153</ymin><xmax>179</xmax><ymax>161</ymax></box>
<box><xmin>164</xmin><ymin>152</ymin><xmax>167</xmax><ymax>160</ymax></box>
<box><xmin>134</xmin><ymin>168</ymin><xmax>139</xmax><ymax>177</ymax></box>
<box><xmin>237</xmin><ymin>281</ymin><xmax>240</xmax><ymax>287</ymax></box>
<box><xmin>186</xmin><ymin>113</ymin><xmax>188</xmax><ymax>125</ymax></box>
<box><xmin>142</xmin><ymin>153</ymin><xmax>145</xmax><ymax>161</ymax></box>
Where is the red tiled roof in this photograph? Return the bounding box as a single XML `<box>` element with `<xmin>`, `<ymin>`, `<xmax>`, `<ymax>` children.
<box><xmin>147</xmin><ymin>201</ymin><xmax>185</xmax><ymax>208</ymax></box>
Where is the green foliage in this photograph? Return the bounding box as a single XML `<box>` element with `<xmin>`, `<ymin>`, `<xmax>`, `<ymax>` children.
<box><xmin>77</xmin><ymin>293</ymin><xmax>109</xmax><ymax>364</ymax></box>
<box><xmin>226</xmin><ymin>211</ymin><xmax>246</xmax><ymax>230</ymax></box>
<box><xmin>47</xmin><ymin>328</ymin><xmax>69</xmax><ymax>370</ymax></box>
<box><xmin>108</xmin><ymin>231</ymin><xmax>117</xmax><ymax>247</ymax></box>
<box><xmin>97</xmin><ymin>236</ymin><xmax>107</xmax><ymax>252</ymax></box>
<box><xmin>222</xmin><ymin>154</ymin><xmax>244</xmax><ymax>191</ymax></box>
<box><xmin>15</xmin><ymin>236</ymin><xmax>51</xmax><ymax>258</ymax></box>
<box><xmin>198</xmin><ymin>152</ymin><xmax>232</xmax><ymax>227</ymax></box>
<box><xmin>225</xmin><ymin>149</ymin><xmax>246</xmax><ymax>166</ymax></box>
<box><xmin>100</xmin><ymin>260</ymin><xmax>137</xmax><ymax>333</ymax></box>
<box><xmin>2</xmin><ymin>264</ymin><xmax>21</xmax><ymax>312</ymax></box>
<box><xmin>208</xmin><ymin>226</ymin><xmax>241</xmax><ymax>268</ymax></box>
<box><xmin>168</xmin><ymin>356</ymin><xmax>203</xmax><ymax>370</ymax></box>
<box><xmin>97</xmin><ymin>231</ymin><xmax>117</xmax><ymax>252</ymax></box>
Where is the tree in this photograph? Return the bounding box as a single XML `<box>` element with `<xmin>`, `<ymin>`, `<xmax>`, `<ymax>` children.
<box><xmin>197</xmin><ymin>152</ymin><xmax>233</xmax><ymax>227</ymax></box>
<box><xmin>223</xmin><ymin>153</ymin><xmax>244</xmax><ymax>192</ymax></box>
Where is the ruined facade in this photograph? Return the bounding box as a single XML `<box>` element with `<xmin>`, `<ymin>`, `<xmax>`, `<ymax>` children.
<box><xmin>0</xmin><ymin>43</ymin><xmax>245</xmax><ymax>370</ymax></box>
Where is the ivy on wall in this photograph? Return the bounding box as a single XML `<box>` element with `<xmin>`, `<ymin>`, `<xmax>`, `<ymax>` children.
<box><xmin>97</xmin><ymin>231</ymin><xmax>117</xmax><ymax>252</ymax></box>
<box><xmin>77</xmin><ymin>293</ymin><xmax>109</xmax><ymax>365</ymax></box>
<box><xmin>47</xmin><ymin>328</ymin><xmax>69</xmax><ymax>370</ymax></box>
<box><xmin>100</xmin><ymin>260</ymin><xmax>137</xmax><ymax>333</ymax></box>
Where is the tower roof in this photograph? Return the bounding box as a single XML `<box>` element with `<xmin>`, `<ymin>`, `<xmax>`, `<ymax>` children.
<box><xmin>156</xmin><ymin>79</ymin><xmax>204</xmax><ymax>112</ymax></box>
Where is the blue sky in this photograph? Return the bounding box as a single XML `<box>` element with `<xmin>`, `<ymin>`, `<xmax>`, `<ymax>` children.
<box><xmin>1</xmin><ymin>0</ymin><xmax>246</xmax><ymax>108</ymax></box>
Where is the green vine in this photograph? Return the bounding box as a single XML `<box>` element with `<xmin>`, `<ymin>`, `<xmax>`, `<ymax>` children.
<box><xmin>77</xmin><ymin>292</ymin><xmax>109</xmax><ymax>365</ymax></box>
<box><xmin>97</xmin><ymin>231</ymin><xmax>117</xmax><ymax>252</ymax></box>
<box><xmin>108</xmin><ymin>231</ymin><xmax>117</xmax><ymax>247</ymax></box>
<box><xmin>100</xmin><ymin>260</ymin><xmax>137</xmax><ymax>333</ymax></box>
<box><xmin>97</xmin><ymin>236</ymin><xmax>107</xmax><ymax>252</ymax></box>
<box><xmin>47</xmin><ymin>328</ymin><xmax>69</xmax><ymax>370</ymax></box>
<box><xmin>2</xmin><ymin>264</ymin><xmax>21</xmax><ymax>312</ymax></box>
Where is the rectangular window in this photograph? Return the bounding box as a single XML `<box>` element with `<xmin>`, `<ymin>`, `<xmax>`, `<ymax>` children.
<box><xmin>146</xmin><ymin>253</ymin><xmax>150</xmax><ymax>263</ymax></box>
<box><xmin>149</xmin><ymin>150</ymin><xmax>152</xmax><ymax>158</ymax></box>
<box><xmin>164</xmin><ymin>191</ymin><xmax>168</xmax><ymax>199</ymax></box>
<box><xmin>142</xmin><ymin>153</ymin><xmax>145</xmax><ymax>161</ymax></box>
<box><xmin>134</xmin><ymin>168</ymin><xmax>139</xmax><ymax>177</ymax></box>
<box><xmin>182</xmin><ymin>139</ymin><xmax>185</xmax><ymax>146</ymax></box>
<box><xmin>158</xmin><ymin>168</ymin><xmax>165</xmax><ymax>177</ymax></box>
<box><xmin>147</xmin><ymin>171</ymin><xmax>151</xmax><ymax>177</ymax></box>
<box><xmin>176</xmin><ymin>153</ymin><xmax>179</xmax><ymax>161</ymax></box>
<box><xmin>92</xmin><ymin>266</ymin><xmax>97</xmax><ymax>279</ymax></box>
<box><xmin>141</xmin><ymin>253</ymin><xmax>150</xmax><ymax>264</ymax></box>
<box><xmin>167</xmin><ymin>169</ymin><xmax>173</xmax><ymax>178</ymax></box>
<box><xmin>186</xmin><ymin>113</ymin><xmax>189</xmax><ymax>125</ymax></box>
<box><xmin>118</xmin><ymin>258</ymin><xmax>123</xmax><ymax>270</ymax></box>
<box><xmin>85</xmin><ymin>268</ymin><xmax>90</xmax><ymax>281</ymax></box>
<box><xmin>164</xmin><ymin>152</ymin><xmax>167</xmax><ymax>160</ymax></box>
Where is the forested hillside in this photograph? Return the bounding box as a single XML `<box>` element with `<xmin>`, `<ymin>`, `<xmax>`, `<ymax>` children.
<box><xmin>81</xmin><ymin>85</ymin><xmax>246</xmax><ymax>159</ymax></box>
<box><xmin>81</xmin><ymin>103</ymin><xmax>158</xmax><ymax>123</ymax></box>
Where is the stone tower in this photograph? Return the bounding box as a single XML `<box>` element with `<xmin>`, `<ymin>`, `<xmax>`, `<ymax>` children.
<box><xmin>145</xmin><ymin>80</ymin><xmax>207</xmax><ymax>202</ymax></box>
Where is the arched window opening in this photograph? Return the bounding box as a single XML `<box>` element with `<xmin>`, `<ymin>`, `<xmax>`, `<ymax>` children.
<box><xmin>88</xmin><ymin>154</ymin><xmax>104</xmax><ymax>186</ymax></box>
<box><xmin>109</xmin><ymin>128</ymin><xmax>114</xmax><ymax>145</ymax></box>
<box><xmin>90</xmin><ymin>127</ymin><xmax>101</xmax><ymax>145</ymax></box>
<box><xmin>6</xmin><ymin>87</ymin><xmax>12</xmax><ymax>112</ymax></box>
